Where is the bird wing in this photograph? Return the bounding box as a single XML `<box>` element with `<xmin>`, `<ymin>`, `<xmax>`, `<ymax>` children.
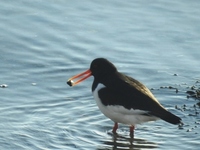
<box><xmin>98</xmin><ymin>72</ymin><xmax>182</xmax><ymax>124</ymax></box>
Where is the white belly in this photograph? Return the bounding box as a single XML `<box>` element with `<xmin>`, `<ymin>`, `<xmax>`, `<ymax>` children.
<box><xmin>93</xmin><ymin>83</ymin><xmax>159</xmax><ymax>125</ymax></box>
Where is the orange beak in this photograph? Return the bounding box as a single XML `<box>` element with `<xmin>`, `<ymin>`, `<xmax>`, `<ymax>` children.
<box><xmin>67</xmin><ymin>69</ymin><xmax>92</xmax><ymax>86</ymax></box>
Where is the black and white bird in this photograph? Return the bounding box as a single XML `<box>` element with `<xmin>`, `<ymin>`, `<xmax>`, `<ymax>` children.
<box><xmin>67</xmin><ymin>58</ymin><xmax>182</xmax><ymax>135</ymax></box>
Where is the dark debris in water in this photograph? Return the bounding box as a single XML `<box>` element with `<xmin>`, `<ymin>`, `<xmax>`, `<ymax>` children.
<box><xmin>151</xmin><ymin>79</ymin><xmax>200</xmax><ymax>134</ymax></box>
<box><xmin>158</xmin><ymin>86</ymin><xmax>179</xmax><ymax>93</ymax></box>
<box><xmin>197</xmin><ymin>102</ymin><xmax>200</xmax><ymax>107</ymax></box>
<box><xmin>186</xmin><ymin>81</ymin><xmax>200</xmax><ymax>100</ymax></box>
<box><xmin>0</xmin><ymin>84</ymin><xmax>8</xmax><ymax>88</ymax></box>
<box><xmin>186</xmin><ymin>122</ymin><xmax>199</xmax><ymax>134</ymax></box>
<box><xmin>176</xmin><ymin>104</ymin><xmax>200</xmax><ymax>134</ymax></box>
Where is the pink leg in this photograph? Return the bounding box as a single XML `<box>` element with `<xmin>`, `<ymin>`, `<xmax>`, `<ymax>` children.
<box><xmin>112</xmin><ymin>122</ymin><xmax>118</xmax><ymax>133</ymax></box>
<box><xmin>130</xmin><ymin>125</ymin><xmax>135</xmax><ymax>137</ymax></box>
<box><xmin>130</xmin><ymin>125</ymin><xmax>135</xmax><ymax>132</ymax></box>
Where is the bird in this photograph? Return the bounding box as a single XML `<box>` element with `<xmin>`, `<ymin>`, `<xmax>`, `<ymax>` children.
<box><xmin>67</xmin><ymin>58</ymin><xmax>182</xmax><ymax>136</ymax></box>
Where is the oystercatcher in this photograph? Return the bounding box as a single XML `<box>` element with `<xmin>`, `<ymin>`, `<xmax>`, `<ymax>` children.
<box><xmin>67</xmin><ymin>58</ymin><xmax>182</xmax><ymax>135</ymax></box>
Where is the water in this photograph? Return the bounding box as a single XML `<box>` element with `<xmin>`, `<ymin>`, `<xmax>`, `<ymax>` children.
<box><xmin>0</xmin><ymin>0</ymin><xmax>200</xmax><ymax>149</ymax></box>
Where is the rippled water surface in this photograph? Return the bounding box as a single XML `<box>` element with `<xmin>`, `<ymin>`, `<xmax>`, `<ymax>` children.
<box><xmin>1</xmin><ymin>0</ymin><xmax>200</xmax><ymax>149</ymax></box>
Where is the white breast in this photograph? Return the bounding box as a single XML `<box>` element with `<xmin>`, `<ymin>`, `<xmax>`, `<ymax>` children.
<box><xmin>92</xmin><ymin>83</ymin><xmax>159</xmax><ymax>125</ymax></box>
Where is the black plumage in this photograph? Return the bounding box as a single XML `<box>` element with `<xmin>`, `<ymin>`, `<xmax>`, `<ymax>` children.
<box><xmin>90</xmin><ymin>58</ymin><xmax>181</xmax><ymax>125</ymax></box>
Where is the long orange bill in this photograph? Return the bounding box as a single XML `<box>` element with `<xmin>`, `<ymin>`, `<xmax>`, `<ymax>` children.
<box><xmin>67</xmin><ymin>69</ymin><xmax>92</xmax><ymax>86</ymax></box>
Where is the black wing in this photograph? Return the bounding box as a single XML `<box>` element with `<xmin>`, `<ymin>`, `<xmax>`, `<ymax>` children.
<box><xmin>99</xmin><ymin>72</ymin><xmax>182</xmax><ymax>125</ymax></box>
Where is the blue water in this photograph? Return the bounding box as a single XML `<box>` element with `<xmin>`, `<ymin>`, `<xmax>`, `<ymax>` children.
<box><xmin>0</xmin><ymin>0</ymin><xmax>200</xmax><ymax>149</ymax></box>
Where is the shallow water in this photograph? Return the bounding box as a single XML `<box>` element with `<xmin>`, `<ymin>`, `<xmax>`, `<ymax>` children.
<box><xmin>0</xmin><ymin>0</ymin><xmax>200</xmax><ymax>149</ymax></box>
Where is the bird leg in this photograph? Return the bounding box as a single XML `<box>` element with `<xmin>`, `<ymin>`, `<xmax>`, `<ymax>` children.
<box><xmin>130</xmin><ymin>125</ymin><xmax>135</xmax><ymax>137</ymax></box>
<box><xmin>112</xmin><ymin>122</ymin><xmax>118</xmax><ymax>133</ymax></box>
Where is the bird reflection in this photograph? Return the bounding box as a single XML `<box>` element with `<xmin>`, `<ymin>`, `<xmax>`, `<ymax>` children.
<box><xmin>97</xmin><ymin>132</ymin><xmax>158</xmax><ymax>150</ymax></box>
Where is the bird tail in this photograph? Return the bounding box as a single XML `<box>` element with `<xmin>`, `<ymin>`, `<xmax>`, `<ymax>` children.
<box><xmin>151</xmin><ymin>106</ymin><xmax>182</xmax><ymax>125</ymax></box>
<box><xmin>159</xmin><ymin>109</ymin><xmax>182</xmax><ymax>125</ymax></box>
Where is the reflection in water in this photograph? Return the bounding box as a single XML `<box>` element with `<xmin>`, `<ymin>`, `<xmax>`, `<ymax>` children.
<box><xmin>98</xmin><ymin>132</ymin><xmax>158</xmax><ymax>150</ymax></box>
